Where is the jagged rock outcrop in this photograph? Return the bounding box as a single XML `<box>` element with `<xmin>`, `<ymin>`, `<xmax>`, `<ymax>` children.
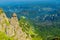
<box><xmin>0</xmin><ymin>9</ymin><xmax>9</xmax><ymax>33</ymax></box>
<box><xmin>0</xmin><ymin>9</ymin><xmax>31</xmax><ymax>40</ymax></box>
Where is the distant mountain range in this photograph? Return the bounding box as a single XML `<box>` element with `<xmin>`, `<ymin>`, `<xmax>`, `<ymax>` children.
<box><xmin>0</xmin><ymin>3</ymin><xmax>59</xmax><ymax>23</ymax></box>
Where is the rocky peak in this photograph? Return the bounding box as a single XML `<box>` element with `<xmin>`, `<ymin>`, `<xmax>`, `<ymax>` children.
<box><xmin>0</xmin><ymin>9</ymin><xmax>31</xmax><ymax>40</ymax></box>
<box><xmin>0</xmin><ymin>8</ymin><xmax>4</xmax><ymax>14</ymax></box>
<box><xmin>12</xmin><ymin>13</ymin><xmax>17</xmax><ymax>17</ymax></box>
<box><xmin>10</xmin><ymin>13</ymin><xmax>19</xmax><ymax>26</ymax></box>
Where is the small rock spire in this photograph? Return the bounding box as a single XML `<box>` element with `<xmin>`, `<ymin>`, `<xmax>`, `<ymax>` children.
<box><xmin>12</xmin><ymin>13</ymin><xmax>17</xmax><ymax>17</ymax></box>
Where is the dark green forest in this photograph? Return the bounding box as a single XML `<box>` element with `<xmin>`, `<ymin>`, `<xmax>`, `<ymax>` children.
<box><xmin>19</xmin><ymin>16</ymin><xmax>60</xmax><ymax>40</ymax></box>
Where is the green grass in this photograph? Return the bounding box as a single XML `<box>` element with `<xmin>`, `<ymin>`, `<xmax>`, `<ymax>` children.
<box><xmin>0</xmin><ymin>31</ymin><xmax>14</xmax><ymax>40</ymax></box>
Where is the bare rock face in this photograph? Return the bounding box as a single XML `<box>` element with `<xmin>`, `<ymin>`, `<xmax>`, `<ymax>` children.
<box><xmin>0</xmin><ymin>9</ymin><xmax>31</xmax><ymax>40</ymax></box>
<box><xmin>9</xmin><ymin>13</ymin><xmax>31</xmax><ymax>40</ymax></box>
<box><xmin>0</xmin><ymin>9</ymin><xmax>9</xmax><ymax>33</ymax></box>
<box><xmin>10</xmin><ymin>13</ymin><xmax>19</xmax><ymax>26</ymax></box>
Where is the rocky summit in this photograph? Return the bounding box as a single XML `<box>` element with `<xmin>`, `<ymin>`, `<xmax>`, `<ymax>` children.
<box><xmin>0</xmin><ymin>9</ymin><xmax>31</xmax><ymax>40</ymax></box>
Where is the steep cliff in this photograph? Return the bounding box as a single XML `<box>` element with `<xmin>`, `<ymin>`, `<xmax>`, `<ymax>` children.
<box><xmin>0</xmin><ymin>9</ymin><xmax>31</xmax><ymax>40</ymax></box>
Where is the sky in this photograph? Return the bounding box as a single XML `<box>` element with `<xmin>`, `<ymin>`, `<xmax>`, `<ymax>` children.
<box><xmin>0</xmin><ymin>0</ymin><xmax>58</xmax><ymax>5</ymax></box>
<box><xmin>0</xmin><ymin>0</ymin><xmax>57</xmax><ymax>2</ymax></box>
